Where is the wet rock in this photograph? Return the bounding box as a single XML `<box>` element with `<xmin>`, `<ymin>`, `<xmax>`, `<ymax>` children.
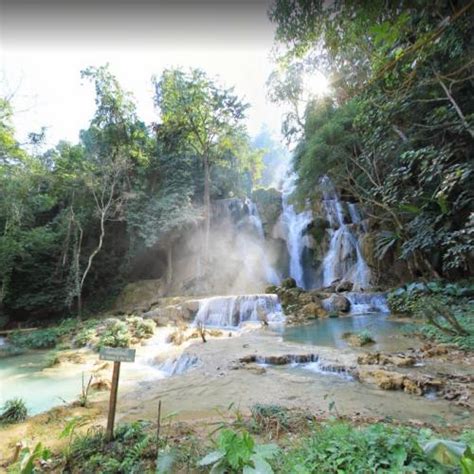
<box><xmin>113</xmin><ymin>278</ymin><xmax>165</xmax><ymax>313</ymax></box>
<box><xmin>298</xmin><ymin>292</ymin><xmax>315</xmax><ymax>306</ymax></box>
<box><xmin>245</xmin><ymin>364</ymin><xmax>267</xmax><ymax>375</ymax></box>
<box><xmin>357</xmin><ymin>352</ymin><xmax>416</xmax><ymax>368</ymax></box>
<box><xmin>420</xmin><ymin>344</ymin><xmax>449</xmax><ymax>358</ymax></box>
<box><xmin>239</xmin><ymin>353</ymin><xmax>318</xmax><ymax>366</ymax></box>
<box><xmin>167</xmin><ymin>330</ymin><xmax>185</xmax><ymax>346</ymax></box>
<box><xmin>403</xmin><ymin>379</ymin><xmax>423</xmax><ymax>396</ymax></box>
<box><xmin>281</xmin><ymin>277</ymin><xmax>297</xmax><ymax>289</ymax></box>
<box><xmin>372</xmin><ymin>370</ymin><xmax>405</xmax><ymax>390</ymax></box>
<box><xmin>91</xmin><ymin>378</ymin><xmax>111</xmax><ymax>391</ymax></box>
<box><xmin>299</xmin><ymin>302</ymin><xmax>325</xmax><ymax>319</ymax></box>
<box><xmin>323</xmin><ymin>294</ymin><xmax>350</xmax><ymax>313</ymax></box>
<box><xmin>336</xmin><ymin>280</ymin><xmax>353</xmax><ymax>293</ymax></box>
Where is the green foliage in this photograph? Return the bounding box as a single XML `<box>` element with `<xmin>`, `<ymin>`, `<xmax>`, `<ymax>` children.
<box><xmin>10</xmin><ymin>328</ymin><xmax>60</xmax><ymax>350</ymax></box>
<box><xmin>274</xmin><ymin>422</ymin><xmax>447</xmax><ymax>473</ymax></box>
<box><xmin>357</xmin><ymin>330</ymin><xmax>375</xmax><ymax>346</ymax></box>
<box><xmin>8</xmin><ymin>442</ymin><xmax>52</xmax><ymax>474</ymax></box>
<box><xmin>387</xmin><ymin>282</ymin><xmax>473</xmax><ymax>350</ymax></box>
<box><xmin>98</xmin><ymin>319</ymin><xmax>131</xmax><ymax>349</ymax></box>
<box><xmin>125</xmin><ymin>316</ymin><xmax>155</xmax><ymax>339</ymax></box>
<box><xmin>269</xmin><ymin>1</ymin><xmax>474</xmax><ymax>280</ymax></box>
<box><xmin>73</xmin><ymin>327</ymin><xmax>96</xmax><ymax>348</ymax></box>
<box><xmin>67</xmin><ymin>421</ymin><xmax>157</xmax><ymax>473</ymax></box>
<box><xmin>199</xmin><ymin>428</ymin><xmax>278</xmax><ymax>473</ymax></box>
<box><xmin>0</xmin><ymin>397</ymin><xmax>28</xmax><ymax>424</ymax></box>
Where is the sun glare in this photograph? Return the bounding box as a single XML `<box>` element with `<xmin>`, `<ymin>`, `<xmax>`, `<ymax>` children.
<box><xmin>304</xmin><ymin>71</ymin><xmax>330</xmax><ymax>98</ymax></box>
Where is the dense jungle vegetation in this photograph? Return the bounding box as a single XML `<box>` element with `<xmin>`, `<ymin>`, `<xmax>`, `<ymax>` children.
<box><xmin>0</xmin><ymin>67</ymin><xmax>267</xmax><ymax>323</ymax></box>
<box><xmin>269</xmin><ymin>0</ymin><xmax>474</xmax><ymax>280</ymax></box>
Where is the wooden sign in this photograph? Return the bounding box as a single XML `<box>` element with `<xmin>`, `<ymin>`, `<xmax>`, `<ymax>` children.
<box><xmin>100</xmin><ymin>347</ymin><xmax>136</xmax><ymax>363</ymax></box>
<box><xmin>99</xmin><ymin>347</ymin><xmax>136</xmax><ymax>441</ymax></box>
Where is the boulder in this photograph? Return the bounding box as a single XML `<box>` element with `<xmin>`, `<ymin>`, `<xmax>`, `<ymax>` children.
<box><xmin>372</xmin><ymin>370</ymin><xmax>406</xmax><ymax>390</ymax></box>
<box><xmin>297</xmin><ymin>292</ymin><xmax>314</xmax><ymax>305</ymax></box>
<box><xmin>113</xmin><ymin>278</ymin><xmax>165</xmax><ymax>313</ymax></box>
<box><xmin>357</xmin><ymin>352</ymin><xmax>416</xmax><ymax>368</ymax></box>
<box><xmin>323</xmin><ymin>294</ymin><xmax>350</xmax><ymax>313</ymax></box>
<box><xmin>403</xmin><ymin>379</ymin><xmax>423</xmax><ymax>396</ymax></box>
<box><xmin>336</xmin><ymin>280</ymin><xmax>353</xmax><ymax>293</ymax></box>
<box><xmin>281</xmin><ymin>277</ymin><xmax>297</xmax><ymax>289</ymax></box>
<box><xmin>91</xmin><ymin>378</ymin><xmax>111</xmax><ymax>391</ymax></box>
<box><xmin>299</xmin><ymin>302</ymin><xmax>326</xmax><ymax>319</ymax></box>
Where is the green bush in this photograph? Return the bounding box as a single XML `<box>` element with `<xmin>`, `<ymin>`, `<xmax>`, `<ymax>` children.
<box><xmin>10</xmin><ymin>328</ymin><xmax>60</xmax><ymax>349</ymax></box>
<box><xmin>98</xmin><ymin>319</ymin><xmax>131</xmax><ymax>349</ymax></box>
<box><xmin>67</xmin><ymin>421</ymin><xmax>157</xmax><ymax>473</ymax></box>
<box><xmin>199</xmin><ymin>428</ymin><xmax>278</xmax><ymax>473</ymax></box>
<box><xmin>422</xmin><ymin>313</ymin><xmax>474</xmax><ymax>351</ymax></box>
<box><xmin>126</xmin><ymin>316</ymin><xmax>155</xmax><ymax>339</ymax></box>
<box><xmin>73</xmin><ymin>328</ymin><xmax>97</xmax><ymax>348</ymax></box>
<box><xmin>357</xmin><ymin>330</ymin><xmax>375</xmax><ymax>346</ymax></box>
<box><xmin>274</xmin><ymin>423</ymin><xmax>448</xmax><ymax>473</ymax></box>
<box><xmin>0</xmin><ymin>397</ymin><xmax>28</xmax><ymax>424</ymax></box>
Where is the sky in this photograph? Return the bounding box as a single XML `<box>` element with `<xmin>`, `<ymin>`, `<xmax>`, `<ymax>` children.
<box><xmin>0</xmin><ymin>0</ymin><xmax>287</xmax><ymax>148</ymax></box>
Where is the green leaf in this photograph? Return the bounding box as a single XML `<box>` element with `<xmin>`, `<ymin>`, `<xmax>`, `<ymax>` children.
<box><xmin>249</xmin><ymin>453</ymin><xmax>275</xmax><ymax>474</ymax></box>
<box><xmin>198</xmin><ymin>450</ymin><xmax>225</xmax><ymax>466</ymax></box>
<box><xmin>254</xmin><ymin>443</ymin><xmax>279</xmax><ymax>459</ymax></box>
<box><xmin>156</xmin><ymin>449</ymin><xmax>177</xmax><ymax>473</ymax></box>
<box><xmin>423</xmin><ymin>439</ymin><xmax>466</xmax><ymax>466</ymax></box>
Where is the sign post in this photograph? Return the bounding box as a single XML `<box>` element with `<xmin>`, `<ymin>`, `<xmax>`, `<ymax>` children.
<box><xmin>99</xmin><ymin>347</ymin><xmax>136</xmax><ymax>441</ymax></box>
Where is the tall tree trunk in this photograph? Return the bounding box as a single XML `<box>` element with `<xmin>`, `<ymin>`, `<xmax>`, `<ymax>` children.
<box><xmin>77</xmin><ymin>295</ymin><xmax>83</xmax><ymax>321</ymax></box>
<box><xmin>203</xmin><ymin>155</ymin><xmax>211</xmax><ymax>272</ymax></box>
<box><xmin>78</xmin><ymin>210</ymin><xmax>106</xmax><ymax>319</ymax></box>
<box><xmin>166</xmin><ymin>244</ymin><xmax>173</xmax><ymax>289</ymax></box>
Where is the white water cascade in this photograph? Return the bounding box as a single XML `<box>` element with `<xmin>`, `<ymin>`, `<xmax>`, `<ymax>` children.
<box><xmin>280</xmin><ymin>175</ymin><xmax>313</xmax><ymax>288</ymax></box>
<box><xmin>194</xmin><ymin>294</ymin><xmax>285</xmax><ymax>328</ymax></box>
<box><xmin>246</xmin><ymin>199</ymin><xmax>281</xmax><ymax>285</ymax></box>
<box><xmin>346</xmin><ymin>292</ymin><xmax>389</xmax><ymax>314</ymax></box>
<box><xmin>320</xmin><ymin>176</ymin><xmax>371</xmax><ymax>290</ymax></box>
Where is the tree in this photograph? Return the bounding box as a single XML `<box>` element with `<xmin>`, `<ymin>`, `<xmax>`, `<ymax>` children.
<box><xmin>68</xmin><ymin>65</ymin><xmax>144</xmax><ymax>318</ymax></box>
<box><xmin>269</xmin><ymin>0</ymin><xmax>474</xmax><ymax>280</ymax></box>
<box><xmin>153</xmin><ymin>69</ymin><xmax>249</xmax><ymax>267</ymax></box>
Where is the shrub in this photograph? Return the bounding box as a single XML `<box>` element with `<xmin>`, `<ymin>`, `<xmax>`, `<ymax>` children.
<box><xmin>357</xmin><ymin>330</ymin><xmax>375</xmax><ymax>346</ymax></box>
<box><xmin>10</xmin><ymin>328</ymin><xmax>59</xmax><ymax>349</ymax></box>
<box><xmin>0</xmin><ymin>397</ymin><xmax>28</xmax><ymax>424</ymax></box>
<box><xmin>126</xmin><ymin>316</ymin><xmax>155</xmax><ymax>339</ymax></box>
<box><xmin>67</xmin><ymin>421</ymin><xmax>157</xmax><ymax>473</ymax></box>
<box><xmin>199</xmin><ymin>428</ymin><xmax>278</xmax><ymax>473</ymax></box>
<box><xmin>98</xmin><ymin>319</ymin><xmax>131</xmax><ymax>349</ymax></box>
<box><xmin>73</xmin><ymin>328</ymin><xmax>97</xmax><ymax>348</ymax></box>
<box><xmin>274</xmin><ymin>423</ymin><xmax>444</xmax><ymax>473</ymax></box>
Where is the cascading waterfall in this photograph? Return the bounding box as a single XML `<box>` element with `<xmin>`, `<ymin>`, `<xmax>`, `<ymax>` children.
<box><xmin>346</xmin><ymin>292</ymin><xmax>389</xmax><ymax>314</ymax></box>
<box><xmin>213</xmin><ymin>197</ymin><xmax>280</xmax><ymax>287</ymax></box>
<box><xmin>280</xmin><ymin>174</ymin><xmax>312</xmax><ymax>288</ymax></box>
<box><xmin>320</xmin><ymin>176</ymin><xmax>371</xmax><ymax>290</ymax></box>
<box><xmin>158</xmin><ymin>353</ymin><xmax>199</xmax><ymax>376</ymax></box>
<box><xmin>246</xmin><ymin>199</ymin><xmax>281</xmax><ymax>285</ymax></box>
<box><xmin>194</xmin><ymin>294</ymin><xmax>285</xmax><ymax>328</ymax></box>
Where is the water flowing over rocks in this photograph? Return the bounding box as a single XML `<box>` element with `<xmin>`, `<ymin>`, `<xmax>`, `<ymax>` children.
<box><xmin>194</xmin><ymin>294</ymin><xmax>285</xmax><ymax>328</ymax></box>
<box><xmin>319</xmin><ymin>176</ymin><xmax>371</xmax><ymax>290</ymax></box>
<box><xmin>279</xmin><ymin>174</ymin><xmax>313</xmax><ymax>289</ymax></box>
<box><xmin>158</xmin><ymin>353</ymin><xmax>199</xmax><ymax>376</ymax></box>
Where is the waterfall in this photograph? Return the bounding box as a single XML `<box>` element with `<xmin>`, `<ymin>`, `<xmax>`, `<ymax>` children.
<box><xmin>158</xmin><ymin>353</ymin><xmax>199</xmax><ymax>376</ymax></box>
<box><xmin>246</xmin><ymin>199</ymin><xmax>281</xmax><ymax>285</ymax></box>
<box><xmin>346</xmin><ymin>292</ymin><xmax>389</xmax><ymax>314</ymax></box>
<box><xmin>194</xmin><ymin>294</ymin><xmax>285</xmax><ymax>328</ymax></box>
<box><xmin>280</xmin><ymin>174</ymin><xmax>312</xmax><ymax>288</ymax></box>
<box><xmin>320</xmin><ymin>176</ymin><xmax>371</xmax><ymax>290</ymax></box>
<box><xmin>212</xmin><ymin>197</ymin><xmax>280</xmax><ymax>287</ymax></box>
